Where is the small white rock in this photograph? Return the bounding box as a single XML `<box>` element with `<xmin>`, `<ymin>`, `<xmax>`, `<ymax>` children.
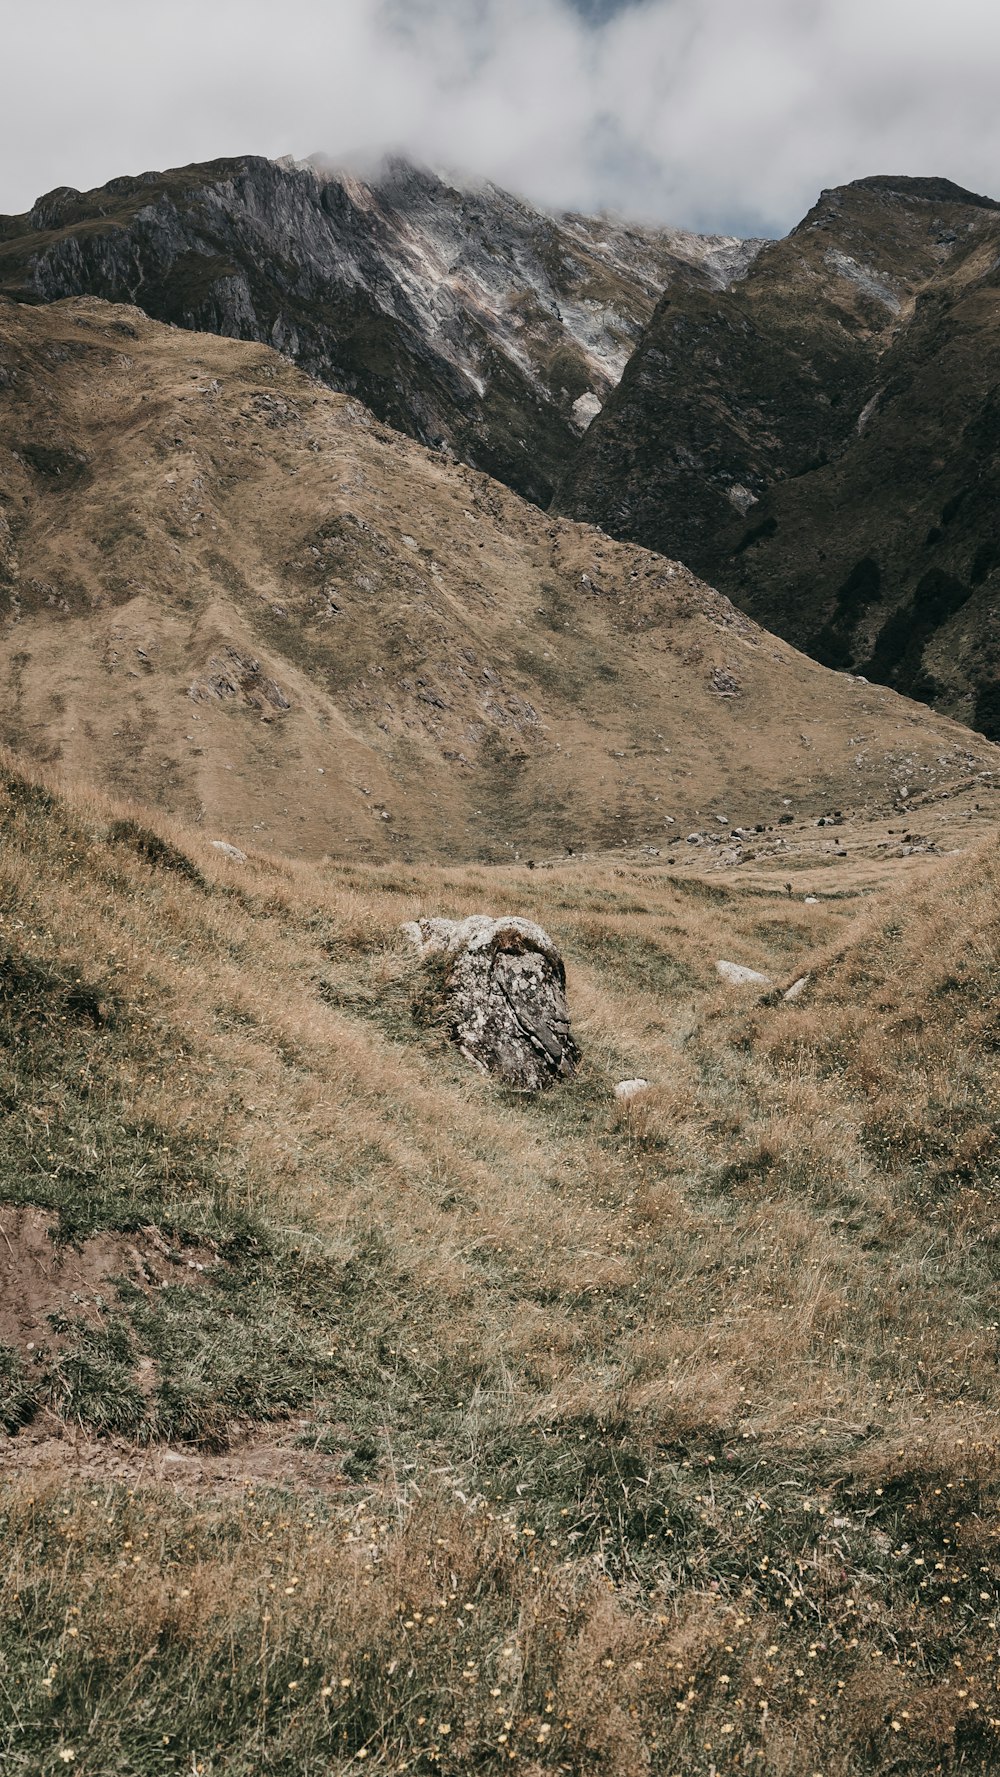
<box><xmin>615</xmin><ymin>1078</ymin><xmax>650</xmax><ymax>1102</ymax></box>
<box><xmin>727</xmin><ymin>483</ymin><xmax>758</xmax><ymax>515</ymax></box>
<box><xmin>571</xmin><ymin>391</ymin><xmax>603</xmax><ymax>431</ymax></box>
<box><xmin>804</xmin><ymin>895</ymin><xmax>819</xmax><ymax>905</ymax></box>
<box><xmin>210</xmin><ymin>840</ymin><xmax>247</xmax><ymax>862</ymax></box>
<box><xmin>715</xmin><ymin>960</ymin><xmax>774</xmax><ymax>988</ymax></box>
<box><xmin>783</xmin><ymin>975</ymin><xmax>811</xmax><ymax>1003</ymax></box>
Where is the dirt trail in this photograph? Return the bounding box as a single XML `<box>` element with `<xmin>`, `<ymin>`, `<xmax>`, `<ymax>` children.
<box><xmin>1</xmin><ymin>1416</ymin><xmax>349</xmax><ymax>1496</ymax></box>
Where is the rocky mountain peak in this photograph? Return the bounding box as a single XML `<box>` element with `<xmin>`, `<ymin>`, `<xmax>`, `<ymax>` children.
<box><xmin>557</xmin><ymin>172</ymin><xmax>1000</xmax><ymax>737</ymax></box>
<box><xmin>0</xmin><ymin>152</ymin><xmax>760</xmax><ymax>508</ymax></box>
<box><xmin>842</xmin><ymin>172</ymin><xmax>1000</xmax><ymax>209</ymax></box>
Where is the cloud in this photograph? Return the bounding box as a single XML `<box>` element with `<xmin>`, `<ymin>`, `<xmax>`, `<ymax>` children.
<box><xmin>3</xmin><ymin>0</ymin><xmax>1000</xmax><ymax>236</ymax></box>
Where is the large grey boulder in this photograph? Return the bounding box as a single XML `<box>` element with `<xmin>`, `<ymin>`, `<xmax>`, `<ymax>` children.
<box><xmin>401</xmin><ymin>915</ymin><xmax>579</xmax><ymax>1091</ymax></box>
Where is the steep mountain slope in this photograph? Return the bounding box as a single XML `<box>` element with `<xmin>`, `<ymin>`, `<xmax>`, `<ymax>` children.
<box><xmin>557</xmin><ymin>176</ymin><xmax>1000</xmax><ymax>733</ymax></box>
<box><xmin>3</xmin><ymin>296</ymin><xmax>994</xmax><ymax>863</ymax></box>
<box><xmin>0</xmin><ymin>153</ymin><xmax>758</xmax><ymax>507</ymax></box>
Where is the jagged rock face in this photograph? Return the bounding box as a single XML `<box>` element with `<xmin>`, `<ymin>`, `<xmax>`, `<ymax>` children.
<box><xmin>403</xmin><ymin>916</ymin><xmax>579</xmax><ymax>1089</ymax></box>
<box><xmin>0</xmin><ymin>154</ymin><xmax>758</xmax><ymax>509</ymax></box>
<box><xmin>556</xmin><ymin>175</ymin><xmax>1000</xmax><ymax>735</ymax></box>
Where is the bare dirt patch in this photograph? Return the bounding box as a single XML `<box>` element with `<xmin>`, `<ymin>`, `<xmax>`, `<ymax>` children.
<box><xmin>0</xmin><ymin>1416</ymin><xmax>349</xmax><ymax>1495</ymax></box>
<box><xmin>0</xmin><ymin>1205</ymin><xmax>217</xmax><ymax>1355</ymax></box>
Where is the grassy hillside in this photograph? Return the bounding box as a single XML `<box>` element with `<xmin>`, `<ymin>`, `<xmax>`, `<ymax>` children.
<box><xmin>1</xmin><ymin>752</ymin><xmax>998</xmax><ymax>1773</ymax></box>
<box><xmin>2</xmin><ymin>296</ymin><xmax>996</xmax><ymax>866</ymax></box>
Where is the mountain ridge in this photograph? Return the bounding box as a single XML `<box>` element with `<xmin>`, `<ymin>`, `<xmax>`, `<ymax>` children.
<box><xmin>556</xmin><ymin>172</ymin><xmax>1000</xmax><ymax>734</ymax></box>
<box><xmin>0</xmin><ymin>152</ymin><xmax>762</xmax><ymax>508</ymax></box>
<box><xmin>9</xmin><ymin>155</ymin><xmax>1000</xmax><ymax>739</ymax></box>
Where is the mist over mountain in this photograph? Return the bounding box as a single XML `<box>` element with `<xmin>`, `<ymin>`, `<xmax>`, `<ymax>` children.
<box><xmin>7</xmin><ymin>1</ymin><xmax>1000</xmax><ymax>237</ymax></box>
<box><xmin>567</xmin><ymin>0</ymin><xmax>644</xmax><ymax>19</ymax></box>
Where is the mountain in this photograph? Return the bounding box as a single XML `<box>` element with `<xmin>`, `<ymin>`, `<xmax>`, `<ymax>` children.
<box><xmin>556</xmin><ymin>175</ymin><xmax>1000</xmax><ymax>735</ymax></box>
<box><xmin>13</xmin><ymin>158</ymin><xmax>1000</xmax><ymax>739</ymax></box>
<box><xmin>4</xmin><ymin>184</ymin><xmax>1000</xmax><ymax>1777</ymax></box>
<box><xmin>0</xmin><ymin>153</ymin><xmax>758</xmax><ymax>508</ymax></box>
<box><xmin>3</xmin><ymin>294</ymin><xmax>993</xmax><ymax>864</ymax></box>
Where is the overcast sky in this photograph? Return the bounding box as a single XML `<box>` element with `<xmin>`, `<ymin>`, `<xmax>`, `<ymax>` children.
<box><xmin>4</xmin><ymin>0</ymin><xmax>1000</xmax><ymax>236</ymax></box>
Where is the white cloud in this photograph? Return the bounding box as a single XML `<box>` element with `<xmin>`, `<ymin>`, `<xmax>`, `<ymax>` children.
<box><xmin>3</xmin><ymin>0</ymin><xmax>1000</xmax><ymax>234</ymax></box>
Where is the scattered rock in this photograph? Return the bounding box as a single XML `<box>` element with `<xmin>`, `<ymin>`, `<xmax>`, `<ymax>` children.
<box><xmin>715</xmin><ymin>959</ymin><xmax>774</xmax><ymax>988</ymax></box>
<box><xmin>402</xmin><ymin>916</ymin><xmax>579</xmax><ymax>1091</ymax></box>
<box><xmin>189</xmin><ymin>647</ymin><xmax>291</xmax><ymax>711</ymax></box>
<box><xmin>784</xmin><ymin>975</ymin><xmax>811</xmax><ymax>1003</ymax></box>
<box><xmin>210</xmin><ymin>840</ymin><xmax>247</xmax><ymax>862</ymax></box>
<box><xmin>615</xmin><ymin>1078</ymin><xmax>650</xmax><ymax>1102</ymax></box>
<box><xmin>726</xmin><ymin>483</ymin><xmax>758</xmax><ymax>516</ymax></box>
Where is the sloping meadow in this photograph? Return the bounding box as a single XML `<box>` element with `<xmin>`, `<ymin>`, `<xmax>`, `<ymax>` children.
<box><xmin>1</xmin><ymin>754</ymin><xmax>998</xmax><ymax>1773</ymax></box>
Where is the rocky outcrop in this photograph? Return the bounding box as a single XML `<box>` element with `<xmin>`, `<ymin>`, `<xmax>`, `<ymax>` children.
<box><xmin>0</xmin><ymin>153</ymin><xmax>759</xmax><ymax>509</ymax></box>
<box><xmin>556</xmin><ymin>175</ymin><xmax>1000</xmax><ymax>736</ymax></box>
<box><xmin>403</xmin><ymin>915</ymin><xmax>579</xmax><ymax>1089</ymax></box>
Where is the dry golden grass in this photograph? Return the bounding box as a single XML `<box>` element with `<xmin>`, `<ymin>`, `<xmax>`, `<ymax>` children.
<box><xmin>1</xmin><ymin>294</ymin><xmax>995</xmax><ymax>869</ymax></box>
<box><xmin>1</xmin><ymin>750</ymin><xmax>999</xmax><ymax>1772</ymax></box>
